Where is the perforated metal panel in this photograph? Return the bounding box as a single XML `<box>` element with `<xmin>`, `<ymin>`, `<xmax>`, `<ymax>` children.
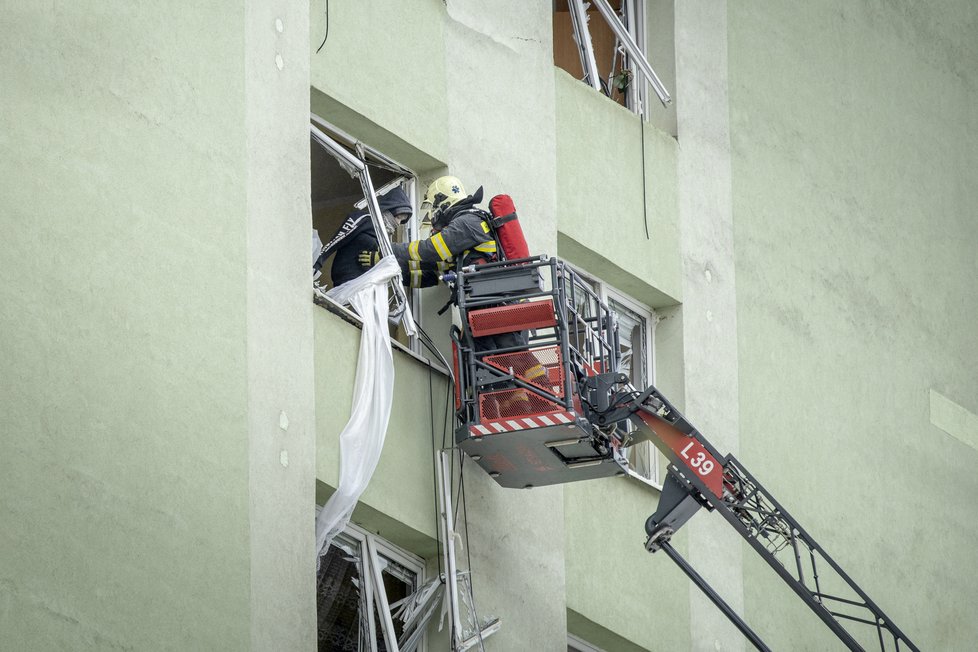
<box><xmin>482</xmin><ymin>346</ymin><xmax>564</xmax><ymax>397</ymax></box>
<box><xmin>478</xmin><ymin>388</ymin><xmax>564</xmax><ymax>421</ymax></box>
<box><xmin>467</xmin><ymin>299</ymin><xmax>556</xmax><ymax>337</ymax></box>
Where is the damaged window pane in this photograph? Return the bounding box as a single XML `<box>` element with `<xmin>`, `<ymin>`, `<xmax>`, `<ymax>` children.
<box><xmin>566</xmin><ymin>264</ymin><xmax>662</xmax><ymax>487</ymax></box>
<box><xmin>310</xmin><ymin>115</ymin><xmax>421</xmax><ymax>348</ymax></box>
<box><xmin>553</xmin><ymin>0</ymin><xmax>673</xmax><ymax>118</ymax></box>
<box><xmin>317</xmin><ymin>536</ymin><xmax>371</xmax><ymax>651</ymax></box>
<box><xmin>317</xmin><ymin>526</ymin><xmax>429</xmax><ymax>652</ymax></box>
<box><xmin>607</xmin><ymin>292</ymin><xmax>660</xmax><ymax>487</ymax></box>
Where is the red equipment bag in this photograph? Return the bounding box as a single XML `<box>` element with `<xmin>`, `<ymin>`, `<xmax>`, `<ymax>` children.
<box><xmin>488</xmin><ymin>194</ymin><xmax>530</xmax><ymax>261</ymax></box>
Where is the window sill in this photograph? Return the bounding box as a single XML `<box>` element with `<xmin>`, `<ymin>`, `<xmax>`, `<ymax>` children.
<box><xmin>313</xmin><ymin>289</ymin><xmax>451</xmax><ymax>377</ymax></box>
<box><xmin>623</xmin><ymin>468</ymin><xmax>662</xmax><ymax>492</ymax></box>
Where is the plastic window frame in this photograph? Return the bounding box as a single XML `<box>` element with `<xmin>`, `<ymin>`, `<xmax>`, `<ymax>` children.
<box><xmin>317</xmin><ymin>518</ymin><xmax>427</xmax><ymax>652</ymax></box>
<box><xmin>565</xmin><ymin>263</ymin><xmax>662</xmax><ymax>489</ymax></box>
<box><xmin>564</xmin><ymin>0</ymin><xmax>671</xmax><ymax>117</ymax></box>
<box><xmin>310</xmin><ymin>114</ymin><xmax>428</xmax><ymax>357</ymax></box>
<box><xmin>567</xmin><ymin>633</ymin><xmax>608</xmax><ymax>652</ymax></box>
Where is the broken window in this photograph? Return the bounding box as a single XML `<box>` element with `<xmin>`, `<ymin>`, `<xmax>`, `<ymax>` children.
<box><xmin>568</xmin><ymin>265</ymin><xmax>662</xmax><ymax>488</ymax></box>
<box><xmin>567</xmin><ymin>633</ymin><xmax>607</xmax><ymax>652</ymax></box>
<box><xmin>606</xmin><ymin>291</ymin><xmax>661</xmax><ymax>487</ymax></box>
<box><xmin>317</xmin><ymin>524</ymin><xmax>436</xmax><ymax>652</ymax></box>
<box><xmin>553</xmin><ymin>0</ymin><xmax>672</xmax><ymax>119</ymax></box>
<box><xmin>310</xmin><ymin>114</ymin><xmax>419</xmax><ymax>348</ymax></box>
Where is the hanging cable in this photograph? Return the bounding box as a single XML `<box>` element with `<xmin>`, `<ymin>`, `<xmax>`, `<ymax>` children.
<box><xmin>315</xmin><ymin>0</ymin><xmax>330</xmax><ymax>53</ymax></box>
<box><xmin>418</xmin><ymin>319</ymin><xmax>460</xmax><ymax>588</ymax></box>
<box><xmin>459</xmin><ymin>456</ymin><xmax>487</xmax><ymax>651</ymax></box>
<box><xmin>641</xmin><ymin>117</ymin><xmax>650</xmax><ymax>240</ymax></box>
<box><xmin>415</xmin><ymin>322</ymin><xmax>455</xmax><ymax>450</ymax></box>
<box><xmin>453</xmin><ymin>450</ymin><xmax>463</xmax><ymax>531</ymax></box>
<box><xmin>427</xmin><ymin>363</ymin><xmax>443</xmax><ymax>579</ymax></box>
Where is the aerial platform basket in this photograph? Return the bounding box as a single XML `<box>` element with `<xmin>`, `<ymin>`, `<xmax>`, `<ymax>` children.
<box><xmin>451</xmin><ymin>256</ymin><xmax>626</xmax><ymax>488</ymax></box>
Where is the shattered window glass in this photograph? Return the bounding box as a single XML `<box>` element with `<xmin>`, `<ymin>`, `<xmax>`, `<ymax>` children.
<box><xmin>310</xmin><ymin>115</ymin><xmax>420</xmax><ymax>349</ymax></box>
<box><xmin>609</xmin><ymin>297</ymin><xmax>647</xmax><ymax>388</ymax></box>
<box><xmin>608</xmin><ymin>295</ymin><xmax>659</xmax><ymax>485</ymax></box>
<box><xmin>566</xmin><ymin>261</ymin><xmax>662</xmax><ymax>487</ymax></box>
<box><xmin>316</xmin><ymin>528</ymin><xmax>432</xmax><ymax>652</ymax></box>
<box><xmin>373</xmin><ymin>555</ymin><xmax>416</xmax><ymax>651</ymax></box>
<box><xmin>317</xmin><ymin>536</ymin><xmax>370</xmax><ymax>652</ymax></box>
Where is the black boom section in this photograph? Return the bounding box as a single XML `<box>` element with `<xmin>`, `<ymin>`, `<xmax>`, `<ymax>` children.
<box><xmin>712</xmin><ymin>456</ymin><xmax>920</xmax><ymax>652</ymax></box>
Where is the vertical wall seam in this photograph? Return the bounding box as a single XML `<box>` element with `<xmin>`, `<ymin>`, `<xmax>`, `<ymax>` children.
<box><xmin>675</xmin><ymin>1</ymin><xmax>743</xmax><ymax>650</ymax></box>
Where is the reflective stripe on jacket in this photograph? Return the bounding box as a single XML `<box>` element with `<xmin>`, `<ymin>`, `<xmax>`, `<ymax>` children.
<box><xmin>393</xmin><ymin>209</ymin><xmax>496</xmax><ymax>268</ymax></box>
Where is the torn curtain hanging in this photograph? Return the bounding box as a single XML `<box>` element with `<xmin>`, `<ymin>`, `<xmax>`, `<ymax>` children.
<box><xmin>315</xmin><ymin>255</ymin><xmax>405</xmax><ymax>559</ymax></box>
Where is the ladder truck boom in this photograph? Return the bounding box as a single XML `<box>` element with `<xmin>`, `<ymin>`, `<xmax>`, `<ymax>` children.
<box><xmin>450</xmin><ymin>255</ymin><xmax>919</xmax><ymax>651</ymax></box>
<box><xmin>591</xmin><ymin>380</ymin><xmax>919</xmax><ymax>651</ymax></box>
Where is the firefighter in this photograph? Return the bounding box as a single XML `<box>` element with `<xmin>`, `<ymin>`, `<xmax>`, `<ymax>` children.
<box><xmin>357</xmin><ymin>176</ymin><xmax>492</xmax><ymax>283</ymax></box>
<box><xmin>358</xmin><ymin>176</ymin><xmax>516</xmax><ymax>349</ymax></box>
<box><xmin>362</xmin><ymin>176</ymin><xmax>545</xmax><ymax>378</ymax></box>
<box><xmin>313</xmin><ymin>186</ymin><xmax>414</xmax><ymax>287</ymax></box>
<box><xmin>366</xmin><ymin>176</ymin><xmax>548</xmax><ymax>415</ymax></box>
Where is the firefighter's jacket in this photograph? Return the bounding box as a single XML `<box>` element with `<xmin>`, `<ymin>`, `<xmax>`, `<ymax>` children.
<box><xmin>314</xmin><ymin>187</ymin><xmax>413</xmax><ymax>287</ymax></box>
<box><xmin>392</xmin><ymin>206</ymin><xmax>497</xmax><ymax>288</ymax></box>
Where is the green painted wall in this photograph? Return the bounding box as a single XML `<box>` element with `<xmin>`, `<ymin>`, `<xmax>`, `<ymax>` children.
<box><xmin>555</xmin><ymin>70</ymin><xmax>682</xmax><ymax>307</ymax></box>
<box><xmin>1</xmin><ymin>1</ymin><xmax>316</xmax><ymax>650</ymax></box>
<box><xmin>0</xmin><ymin>3</ymin><xmax>249</xmax><ymax>648</ymax></box>
<box><xmin>440</xmin><ymin>4</ymin><xmax>568</xmax><ymax>650</ymax></box>
<box><xmin>564</xmin><ymin>478</ymin><xmax>691</xmax><ymax>651</ymax></box>
<box><xmin>7</xmin><ymin>1</ymin><xmax>973</xmax><ymax>650</ymax></box>
<box><xmin>563</xmin><ymin>303</ymin><xmax>689</xmax><ymax>651</ymax></box>
<box><xmin>314</xmin><ymin>309</ymin><xmax>448</xmax><ymax>545</ymax></box>
<box><xmin>728</xmin><ymin>2</ymin><xmax>978</xmax><ymax>649</ymax></box>
<box><xmin>309</xmin><ymin>0</ymin><xmax>448</xmax><ymax>169</ymax></box>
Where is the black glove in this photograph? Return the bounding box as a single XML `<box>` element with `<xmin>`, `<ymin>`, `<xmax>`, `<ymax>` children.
<box><xmin>357</xmin><ymin>250</ymin><xmax>381</xmax><ymax>269</ymax></box>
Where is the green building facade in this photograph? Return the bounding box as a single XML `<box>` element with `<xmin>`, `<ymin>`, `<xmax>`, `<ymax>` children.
<box><xmin>2</xmin><ymin>1</ymin><xmax>976</xmax><ymax>650</ymax></box>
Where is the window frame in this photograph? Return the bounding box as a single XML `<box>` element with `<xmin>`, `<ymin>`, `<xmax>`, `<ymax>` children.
<box><xmin>568</xmin><ymin>633</ymin><xmax>608</xmax><ymax>652</ymax></box>
<box><xmin>560</xmin><ymin>0</ymin><xmax>671</xmax><ymax>117</ymax></box>
<box><xmin>310</xmin><ymin>113</ymin><xmax>434</xmax><ymax>360</ymax></box>
<box><xmin>565</xmin><ymin>263</ymin><xmax>662</xmax><ymax>489</ymax></box>
<box><xmin>317</xmin><ymin>519</ymin><xmax>428</xmax><ymax>652</ymax></box>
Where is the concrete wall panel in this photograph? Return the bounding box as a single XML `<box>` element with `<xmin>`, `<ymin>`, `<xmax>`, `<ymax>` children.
<box><xmin>555</xmin><ymin>71</ymin><xmax>681</xmax><ymax>305</ymax></box>
<box><xmin>729</xmin><ymin>1</ymin><xmax>978</xmax><ymax>649</ymax></box>
<box><xmin>0</xmin><ymin>3</ymin><xmax>252</xmax><ymax>648</ymax></box>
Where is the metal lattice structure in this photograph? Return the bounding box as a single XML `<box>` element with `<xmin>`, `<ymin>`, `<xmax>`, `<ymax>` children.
<box><xmin>716</xmin><ymin>456</ymin><xmax>919</xmax><ymax>651</ymax></box>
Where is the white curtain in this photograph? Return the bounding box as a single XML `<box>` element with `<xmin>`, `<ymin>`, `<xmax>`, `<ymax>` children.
<box><xmin>315</xmin><ymin>256</ymin><xmax>408</xmax><ymax>558</ymax></box>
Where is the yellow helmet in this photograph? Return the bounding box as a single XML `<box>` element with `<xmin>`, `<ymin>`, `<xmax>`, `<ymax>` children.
<box><xmin>421</xmin><ymin>176</ymin><xmax>466</xmax><ymax>229</ymax></box>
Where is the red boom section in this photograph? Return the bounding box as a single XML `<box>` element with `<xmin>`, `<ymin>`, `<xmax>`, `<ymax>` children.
<box><xmin>633</xmin><ymin>411</ymin><xmax>724</xmax><ymax>499</ymax></box>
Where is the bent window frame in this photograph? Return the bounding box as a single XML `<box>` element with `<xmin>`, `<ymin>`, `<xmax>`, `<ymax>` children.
<box><xmin>559</xmin><ymin>0</ymin><xmax>671</xmax><ymax>116</ymax></box>
<box><xmin>310</xmin><ymin>114</ymin><xmax>425</xmax><ymax>353</ymax></box>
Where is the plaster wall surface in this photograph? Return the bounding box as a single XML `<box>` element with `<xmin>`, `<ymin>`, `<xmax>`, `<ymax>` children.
<box><xmin>563</xmin><ymin>302</ymin><xmax>688</xmax><ymax>650</ymax></box>
<box><xmin>554</xmin><ymin>71</ymin><xmax>681</xmax><ymax>306</ymax></box>
<box><xmin>314</xmin><ymin>309</ymin><xmax>447</xmax><ymax>545</ymax></box>
<box><xmin>0</xmin><ymin>2</ymin><xmax>258</xmax><ymax>649</ymax></box>
<box><xmin>673</xmin><ymin>4</ymin><xmax>745</xmax><ymax>651</ymax></box>
<box><xmin>564</xmin><ymin>477</ymin><xmax>691</xmax><ymax>651</ymax></box>
<box><xmin>728</xmin><ymin>2</ymin><xmax>978</xmax><ymax>649</ymax></box>
<box><xmin>245</xmin><ymin>2</ymin><xmax>317</xmax><ymax>650</ymax></box>
<box><xmin>309</xmin><ymin>2</ymin><xmax>570</xmax><ymax>648</ymax></box>
<box><xmin>308</xmin><ymin>0</ymin><xmax>448</xmax><ymax>168</ymax></box>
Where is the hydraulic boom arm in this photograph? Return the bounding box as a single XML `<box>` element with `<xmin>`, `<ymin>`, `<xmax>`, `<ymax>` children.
<box><xmin>584</xmin><ymin>375</ymin><xmax>919</xmax><ymax>652</ymax></box>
